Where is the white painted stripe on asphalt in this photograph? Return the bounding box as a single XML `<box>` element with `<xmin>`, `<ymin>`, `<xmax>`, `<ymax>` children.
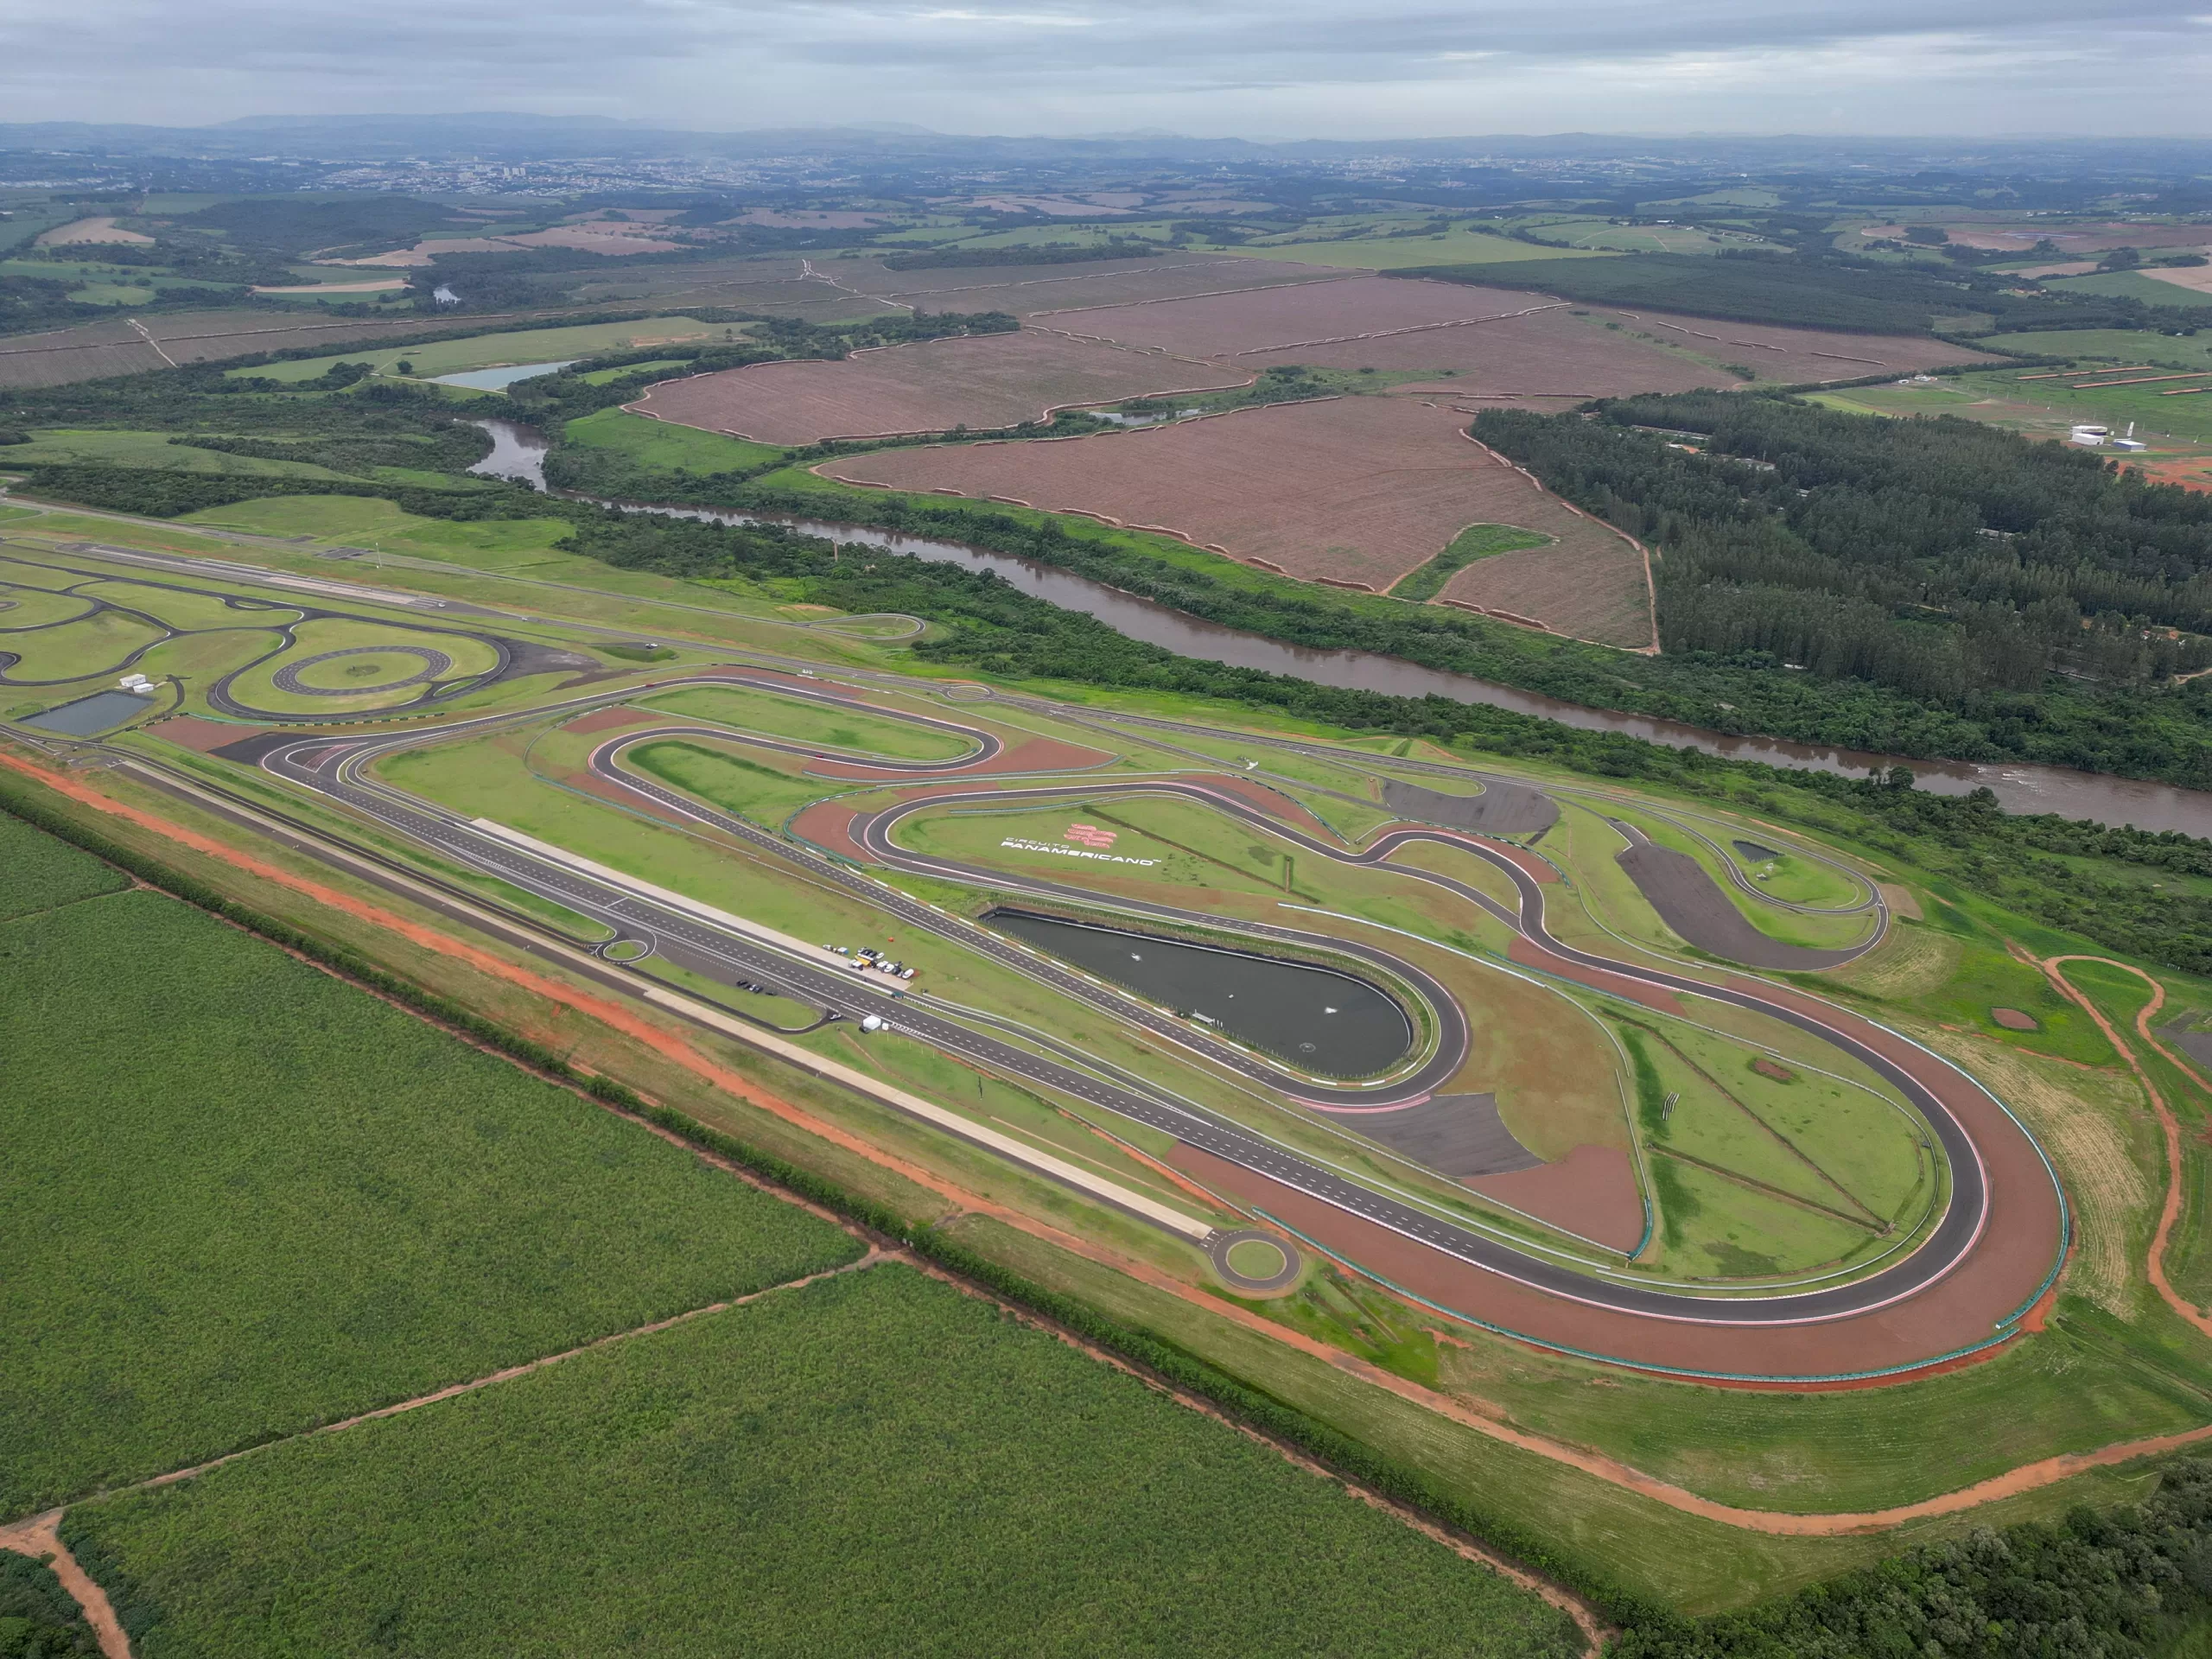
<box><xmin>469</xmin><ymin>817</ymin><xmax>876</xmax><ymax>983</ymax></box>
<box><xmin>639</xmin><ymin>986</ymin><xmax>1216</xmax><ymax>1242</ymax></box>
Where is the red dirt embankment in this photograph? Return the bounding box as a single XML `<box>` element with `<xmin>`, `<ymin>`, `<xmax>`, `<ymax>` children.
<box><xmin>820</xmin><ymin>397</ymin><xmax>1652</xmax><ymax>643</ymax></box>
<box><xmin>2037</xmin><ymin>955</ymin><xmax>2212</xmax><ymax>1340</ymax></box>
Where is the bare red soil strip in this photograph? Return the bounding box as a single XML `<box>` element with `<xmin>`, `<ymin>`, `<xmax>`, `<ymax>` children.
<box><xmin>822</xmin><ymin>397</ymin><xmax>1652</xmax><ymax>641</ymax></box>
<box><xmin>144</xmin><ymin>715</ymin><xmax>265</xmax><ymax>753</ymax></box>
<box><xmin>0</xmin><ymin>1512</ymin><xmax>130</xmax><ymax>1658</ymax></box>
<box><xmin>563</xmin><ymin>704</ymin><xmax>664</xmax><ymax>735</ymax></box>
<box><xmin>1468</xmin><ymin>1144</ymin><xmax>1647</xmax><ymax>1253</ymax></box>
<box><xmin>630</xmin><ymin>330</ymin><xmax>1250</xmax><ymax>445</ymax></box>
<box><xmin>2037</xmin><ymin>955</ymin><xmax>2212</xmax><ymax>1340</ymax></box>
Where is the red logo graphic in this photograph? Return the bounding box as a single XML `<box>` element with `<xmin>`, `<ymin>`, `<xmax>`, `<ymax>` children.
<box><xmin>1065</xmin><ymin>822</ymin><xmax>1117</xmax><ymax>849</ymax></box>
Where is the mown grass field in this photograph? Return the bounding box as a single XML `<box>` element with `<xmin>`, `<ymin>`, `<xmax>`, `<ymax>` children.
<box><xmin>175</xmin><ymin>494</ymin><xmax>579</xmax><ymax>566</ymax></box>
<box><xmin>0</xmin><ymin>848</ymin><xmax>860</xmax><ymax>1515</ymax></box>
<box><xmin>637</xmin><ymin>683</ymin><xmax>976</xmax><ymax>760</ymax></box>
<box><xmin>0</xmin><ymin>607</ymin><xmax>166</xmax><ymax>683</ymax></box>
<box><xmin>0</xmin><ymin>429</ymin><xmax>352</xmax><ymax>479</ymax></box>
<box><xmin>562</xmin><ymin>404</ymin><xmax>788</xmax><ymax>471</ymax></box>
<box><xmin>226</xmin><ymin>317</ymin><xmax>734</xmax><ymax>384</ymax></box>
<box><xmin>65</xmin><ymin>1265</ymin><xmax>1580</xmax><ymax>1658</ymax></box>
<box><xmin>216</xmin><ymin>616</ymin><xmax>500</xmax><ymax>715</ymax></box>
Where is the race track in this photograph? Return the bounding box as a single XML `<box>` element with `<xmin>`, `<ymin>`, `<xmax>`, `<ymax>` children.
<box><xmin>237</xmin><ymin>669</ymin><xmax>2065</xmax><ymax>1382</ymax></box>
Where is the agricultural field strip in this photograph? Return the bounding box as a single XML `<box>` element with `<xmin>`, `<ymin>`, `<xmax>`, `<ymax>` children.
<box><xmin>231</xmin><ymin>673</ymin><xmax>2056</xmax><ymax>1346</ymax></box>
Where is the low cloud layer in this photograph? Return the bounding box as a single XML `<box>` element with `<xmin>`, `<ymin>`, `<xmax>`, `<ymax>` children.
<box><xmin>1</xmin><ymin>0</ymin><xmax>2207</xmax><ymax>137</ymax></box>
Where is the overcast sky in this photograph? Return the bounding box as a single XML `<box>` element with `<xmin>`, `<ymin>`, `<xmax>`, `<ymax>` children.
<box><xmin>2</xmin><ymin>0</ymin><xmax>2209</xmax><ymax>138</ymax></box>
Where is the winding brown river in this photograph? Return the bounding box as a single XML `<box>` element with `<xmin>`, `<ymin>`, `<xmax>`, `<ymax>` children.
<box><xmin>471</xmin><ymin>419</ymin><xmax>2212</xmax><ymax>836</ymax></box>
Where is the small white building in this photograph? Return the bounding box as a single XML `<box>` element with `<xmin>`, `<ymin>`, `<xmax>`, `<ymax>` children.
<box><xmin>2069</xmin><ymin>424</ymin><xmax>2111</xmax><ymax>447</ymax></box>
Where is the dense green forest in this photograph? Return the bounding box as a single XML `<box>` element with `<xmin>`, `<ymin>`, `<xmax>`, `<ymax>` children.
<box><xmin>1475</xmin><ymin>395</ymin><xmax>2212</xmax><ymax>696</ymax></box>
<box><xmin>1396</xmin><ymin>250</ymin><xmax>2212</xmax><ymax>335</ymax></box>
<box><xmin>1618</xmin><ymin>1459</ymin><xmax>2212</xmax><ymax>1658</ymax></box>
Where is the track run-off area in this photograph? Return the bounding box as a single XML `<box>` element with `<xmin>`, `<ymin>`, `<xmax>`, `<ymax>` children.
<box><xmin>213</xmin><ymin>665</ymin><xmax>2066</xmax><ymax>1386</ymax></box>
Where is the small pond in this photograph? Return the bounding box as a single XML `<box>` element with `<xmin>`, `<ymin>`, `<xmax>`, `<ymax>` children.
<box><xmin>988</xmin><ymin>908</ymin><xmax>1411</xmax><ymax>1077</ymax></box>
<box><xmin>16</xmin><ymin>689</ymin><xmax>156</xmax><ymax>735</ymax></box>
<box><xmin>435</xmin><ymin>360</ymin><xmax>577</xmax><ymax>391</ymax></box>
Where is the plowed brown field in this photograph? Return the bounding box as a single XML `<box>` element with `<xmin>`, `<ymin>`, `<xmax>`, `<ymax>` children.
<box><xmin>1288</xmin><ymin>305</ymin><xmax>1734</xmax><ymax>393</ymax></box>
<box><xmin>832</xmin><ymin>251</ymin><xmax>1351</xmax><ymax>317</ymax></box>
<box><xmin>819</xmin><ymin>397</ymin><xmax>1656</xmax><ymax>645</ymax></box>
<box><xmin>1038</xmin><ymin>274</ymin><xmax>1552</xmax><ymax>357</ymax></box>
<box><xmin>628</xmin><ymin>332</ymin><xmax>1249</xmax><ymax>444</ymax></box>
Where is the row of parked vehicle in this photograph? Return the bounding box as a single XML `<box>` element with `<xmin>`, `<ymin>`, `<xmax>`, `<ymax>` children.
<box><xmin>826</xmin><ymin>944</ymin><xmax>917</xmax><ymax>980</ymax></box>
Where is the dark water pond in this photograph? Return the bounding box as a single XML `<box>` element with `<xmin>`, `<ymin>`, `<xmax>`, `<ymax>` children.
<box><xmin>475</xmin><ymin>421</ymin><xmax>2212</xmax><ymax>837</ymax></box>
<box><xmin>988</xmin><ymin>908</ymin><xmax>1412</xmax><ymax>1077</ymax></box>
<box><xmin>18</xmin><ymin>689</ymin><xmax>156</xmax><ymax>734</ymax></box>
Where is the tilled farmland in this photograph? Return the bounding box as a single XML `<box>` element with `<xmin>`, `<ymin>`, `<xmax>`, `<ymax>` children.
<box><xmin>1035</xmin><ymin>273</ymin><xmax>1553</xmax><ymax>358</ymax></box>
<box><xmin>820</xmin><ymin>396</ymin><xmax>1655</xmax><ymax>644</ymax></box>
<box><xmin>628</xmin><ymin>330</ymin><xmax>1250</xmax><ymax>443</ymax></box>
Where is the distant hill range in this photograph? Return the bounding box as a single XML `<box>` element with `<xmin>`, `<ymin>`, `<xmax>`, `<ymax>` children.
<box><xmin>4</xmin><ymin>115</ymin><xmax>2212</xmax><ymax>172</ymax></box>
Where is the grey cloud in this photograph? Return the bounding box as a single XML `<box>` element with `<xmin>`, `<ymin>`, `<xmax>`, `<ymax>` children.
<box><xmin>0</xmin><ymin>0</ymin><xmax>2205</xmax><ymax>133</ymax></box>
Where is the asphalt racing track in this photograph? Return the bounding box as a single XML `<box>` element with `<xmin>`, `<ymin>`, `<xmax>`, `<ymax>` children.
<box><xmin>232</xmin><ymin>671</ymin><xmax>2063</xmax><ymax>1383</ymax></box>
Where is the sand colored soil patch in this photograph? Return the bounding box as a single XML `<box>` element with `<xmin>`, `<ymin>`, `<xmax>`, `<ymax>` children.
<box><xmin>35</xmin><ymin>216</ymin><xmax>153</xmax><ymax>247</ymax></box>
<box><xmin>251</xmin><ymin>278</ymin><xmax>410</xmax><ymax>295</ymax></box>
<box><xmin>1992</xmin><ymin>1007</ymin><xmax>2040</xmax><ymax>1031</ymax></box>
<box><xmin>630</xmin><ymin>331</ymin><xmax>1249</xmax><ymax>445</ymax></box>
<box><xmin>2141</xmin><ymin>264</ymin><xmax>2212</xmax><ymax>297</ymax></box>
<box><xmin>822</xmin><ymin>397</ymin><xmax>1653</xmax><ymax>631</ymax></box>
<box><xmin>1468</xmin><ymin>1143</ymin><xmax>1647</xmax><ymax>1252</ymax></box>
